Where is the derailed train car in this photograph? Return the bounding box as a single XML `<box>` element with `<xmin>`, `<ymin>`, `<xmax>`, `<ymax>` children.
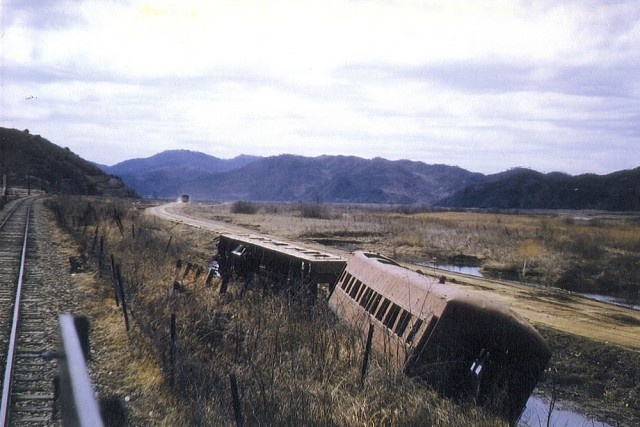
<box><xmin>215</xmin><ymin>233</ymin><xmax>550</xmax><ymax>425</ymax></box>
<box><xmin>328</xmin><ymin>251</ymin><xmax>551</xmax><ymax>426</ymax></box>
<box><xmin>216</xmin><ymin>233</ymin><xmax>347</xmax><ymax>297</ymax></box>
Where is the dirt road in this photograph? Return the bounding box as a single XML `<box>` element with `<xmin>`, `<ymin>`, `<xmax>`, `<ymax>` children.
<box><xmin>149</xmin><ymin>203</ymin><xmax>640</xmax><ymax>352</ymax></box>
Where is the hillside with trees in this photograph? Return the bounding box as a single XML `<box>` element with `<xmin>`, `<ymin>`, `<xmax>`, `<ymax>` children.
<box><xmin>0</xmin><ymin>127</ymin><xmax>135</xmax><ymax>197</ymax></box>
<box><xmin>438</xmin><ymin>167</ymin><xmax>640</xmax><ymax>211</ymax></box>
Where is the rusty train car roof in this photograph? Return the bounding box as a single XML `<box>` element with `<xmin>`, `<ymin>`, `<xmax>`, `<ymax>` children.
<box><xmin>220</xmin><ymin>232</ymin><xmax>347</xmax><ymax>265</ymax></box>
<box><xmin>344</xmin><ymin>251</ymin><xmax>548</xmax><ymax>344</ymax></box>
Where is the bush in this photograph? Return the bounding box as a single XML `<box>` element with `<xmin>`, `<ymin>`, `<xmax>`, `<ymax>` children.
<box><xmin>231</xmin><ymin>200</ymin><xmax>258</xmax><ymax>214</ymax></box>
<box><xmin>298</xmin><ymin>202</ymin><xmax>329</xmax><ymax>219</ymax></box>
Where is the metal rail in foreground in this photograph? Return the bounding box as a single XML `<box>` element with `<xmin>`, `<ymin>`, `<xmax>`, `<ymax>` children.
<box><xmin>58</xmin><ymin>314</ymin><xmax>104</xmax><ymax>427</ymax></box>
<box><xmin>0</xmin><ymin>202</ymin><xmax>31</xmax><ymax>425</ymax></box>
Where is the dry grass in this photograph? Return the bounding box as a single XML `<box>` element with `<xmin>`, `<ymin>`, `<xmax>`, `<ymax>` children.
<box><xmin>180</xmin><ymin>203</ymin><xmax>640</xmax><ymax>302</ymax></box>
<box><xmin>45</xmin><ymin>196</ymin><xmax>502</xmax><ymax>426</ymax></box>
<box><xmin>45</xmin><ymin>203</ymin><xmax>182</xmax><ymax>425</ymax></box>
<box><xmin>168</xmin><ymin>201</ymin><xmax>640</xmax><ymax>425</ymax></box>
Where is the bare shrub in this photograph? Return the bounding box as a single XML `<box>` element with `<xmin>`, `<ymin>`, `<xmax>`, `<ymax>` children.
<box><xmin>230</xmin><ymin>200</ymin><xmax>258</xmax><ymax>214</ymax></box>
<box><xmin>298</xmin><ymin>202</ymin><xmax>329</xmax><ymax>219</ymax></box>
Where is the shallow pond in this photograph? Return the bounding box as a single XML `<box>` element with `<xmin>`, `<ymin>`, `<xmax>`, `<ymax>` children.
<box><xmin>421</xmin><ymin>262</ymin><xmax>640</xmax><ymax>311</ymax></box>
<box><xmin>519</xmin><ymin>395</ymin><xmax>612</xmax><ymax>427</ymax></box>
<box><xmin>419</xmin><ymin>262</ymin><xmax>483</xmax><ymax>277</ymax></box>
<box><xmin>582</xmin><ymin>292</ymin><xmax>640</xmax><ymax>311</ymax></box>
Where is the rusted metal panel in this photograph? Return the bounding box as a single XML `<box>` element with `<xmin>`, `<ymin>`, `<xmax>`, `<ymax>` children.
<box><xmin>225</xmin><ymin>233</ymin><xmax>345</xmax><ymax>265</ymax></box>
<box><xmin>328</xmin><ymin>251</ymin><xmax>551</xmax><ymax>426</ymax></box>
<box><xmin>216</xmin><ymin>234</ymin><xmax>347</xmax><ymax>297</ymax></box>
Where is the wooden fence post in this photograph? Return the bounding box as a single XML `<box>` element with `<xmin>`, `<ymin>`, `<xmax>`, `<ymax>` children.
<box><xmin>164</xmin><ymin>236</ymin><xmax>172</xmax><ymax>255</ymax></box>
<box><xmin>229</xmin><ymin>373</ymin><xmax>243</xmax><ymax>427</ymax></box>
<box><xmin>110</xmin><ymin>254</ymin><xmax>120</xmax><ymax>306</ymax></box>
<box><xmin>90</xmin><ymin>225</ymin><xmax>99</xmax><ymax>254</ymax></box>
<box><xmin>98</xmin><ymin>236</ymin><xmax>104</xmax><ymax>273</ymax></box>
<box><xmin>170</xmin><ymin>313</ymin><xmax>176</xmax><ymax>388</ymax></box>
<box><xmin>115</xmin><ymin>264</ymin><xmax>130</xmax><ymax>332</ymax></box>
<box><xmin>360</xmin><ymin>323</ymin><xmax>374</xmax><ymax>387</ymax></box>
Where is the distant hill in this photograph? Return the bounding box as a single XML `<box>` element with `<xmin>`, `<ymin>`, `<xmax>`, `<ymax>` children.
<box><xmin>438</xmin><ymin>167</ymin><xmax>640</xmax><ymax>211</ymax></box>
<box><xmin>0</xmin><ymin>127</ymin><xmax>135</xmax><ymax>197</ymax></box>
<box><xmin>102</xmin><ymin>150</ymin><xmax>260</xmax><ymax>198</ymax></box>
<box><xmin>101</xmin><ymin>151</ymin><xmax>484</xmax><ymax>204</ymax></box>
<box><xmin>99</xmin><ymin>150</ymin><xmax>640</xmax><ymax>210</ymax></box>
<box><xmin>200</xmin><ymin>155</ymin><xmax>485</xmax><ymax>204</ymax></box>
<box><xmin>5</xmin><ymin>126</ymin><xmax>635</xmax><ymax>210</ymax></box>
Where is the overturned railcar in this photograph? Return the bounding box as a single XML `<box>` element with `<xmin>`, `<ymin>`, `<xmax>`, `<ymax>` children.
<box><xmin>328</xmin><ymin>251</ymin><xmax>551</xmax><ymax>426</ymax></box>
<box><xmin>216</xmin><ymin>233</ymin><xmax>347</xmax><ymax>297</ymax></box>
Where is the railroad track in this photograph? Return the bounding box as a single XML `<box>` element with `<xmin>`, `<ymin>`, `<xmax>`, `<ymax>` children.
<box><xmin>0</xmin><ymin>198</ymin><xmax>61</xmax><ymax>426</ymax></box>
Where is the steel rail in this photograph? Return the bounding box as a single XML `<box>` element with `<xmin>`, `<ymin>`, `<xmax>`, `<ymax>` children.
<box><xmin>0</xmin><ymin>198</ymin><xmax>25</xmax><ymax>230</ymax></box>
<box><xmin>0</xmin><ymin>201</ymin><xmax>32</xmax><ymax>426</ymax></box>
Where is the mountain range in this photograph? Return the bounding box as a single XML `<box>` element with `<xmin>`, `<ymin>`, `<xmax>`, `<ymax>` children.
<box><xmin>2</xmin><ymin>126</ymin><xmax>637</xmax><ymax>210</ymax></box>
<box><xmin>101</xmin><ymin>151</ymin><xmax>485</xmax><ymax>204</ymax></box>
<box><xmin>439</xmin><ymin>167</ymin><xmax>640</xmax><ymax>211</ymax></box>
<box><xmin>98</xmin><ymin>150</ymin><xmax>260</xmax><ymax>199</ymax></box>
<box><xmin>101</xmin><ymin>148</ymin><xmax>640</xmax><ymax>211</ymax></box>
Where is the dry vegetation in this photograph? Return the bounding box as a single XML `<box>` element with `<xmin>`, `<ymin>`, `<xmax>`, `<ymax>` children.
<box><xmin>45</xmin><ymin>196</ymin><xmax>503</xmax><ymax>426</ymax></box>
<box><xmin>182</xmin><ymin>202</ymin><xmax>640</xmax><ymax>305</ymax></box>
<box><xmin>171</xmin><ymin>201</ymin><xmax>640</xmax><ymax>425</ymax></box>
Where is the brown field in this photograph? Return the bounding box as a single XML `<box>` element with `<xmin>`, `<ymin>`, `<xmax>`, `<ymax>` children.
<box><xmin>43</xmin><ymin>197</ymin><xmax>640</xmax><ymax>425</ymax></box>
<box><xmin>167</xmin><ymin>201</ymin><xmax>640</xmax><ymax>349</ymax></box>
<box><xmin>174</xmin><ymin>202</ymin><xmax>640</xmax><ymax>298</ymax></box>
<box><xmin>155</xmin><ymin>201</ymin><xmax>640</xmax><ymax>424</ymax></box>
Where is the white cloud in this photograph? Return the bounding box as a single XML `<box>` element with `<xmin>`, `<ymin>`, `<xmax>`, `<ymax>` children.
<box><xmin>1</xmin><ymin>0</ymin><xmax>639</xmax><ymax>174</ymax></box>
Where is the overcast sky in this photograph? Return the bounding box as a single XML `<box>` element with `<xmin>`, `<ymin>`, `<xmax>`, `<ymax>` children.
<box><xmin>1</xmin><ymin>0</ymin><xmax>639</xmax><ymax>174</ymax></box>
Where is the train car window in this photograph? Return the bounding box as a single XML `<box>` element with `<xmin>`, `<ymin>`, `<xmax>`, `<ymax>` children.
<box><xmin>366</xmin><ymin>292</ymin><xmax>382</xmax><ymax>314</ymax></box>
<box><xmin>375</xmin><ymin>299</ymin><xmax>391</xmax><ymax>321</ymax></box>
<box><xmin>344</xmin><ymin>274</ymin><xmax>355</xmax><ymax>292</ymax></box>
<box><xmin>231</xmin><ymin>245</ymin><xmax>247</xmax><ymax>256</ymax></box>
<box><xmin>359</xmin><ymin>287</ymin><xmax>373</xmax><ymax>308</ymax></box>
<box><xmin>355</xmin><ymin>281</ymin><xmax>366</xmax><ymax>301</ymax></box>
<box><xmin>384</xmin><ymin>303</ymin><xmax>402</xmax><ymax>329</ymax></box>
<box><xmin>405</xmin><ymin>318</ymin><xmax>424</xmax><ymax>345</ymax></box>
<box><xmin>338</xmin><ymin>270</ymin><xmax>347</xmax><ymax>286</ymax></box>
<box><xmin>394</xmin><ymin>310</ymin><xmax>412</xmax><ymax>337</ymax></box>
<box><xmin>349</xmin><ymin>280</ymin><xmax>362</xmax><ymax>299</ymax></box>
<box><xmin>470</xmin><ymin>348</ymin><xmax>489</xmax><ymax>377</ymax></box>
